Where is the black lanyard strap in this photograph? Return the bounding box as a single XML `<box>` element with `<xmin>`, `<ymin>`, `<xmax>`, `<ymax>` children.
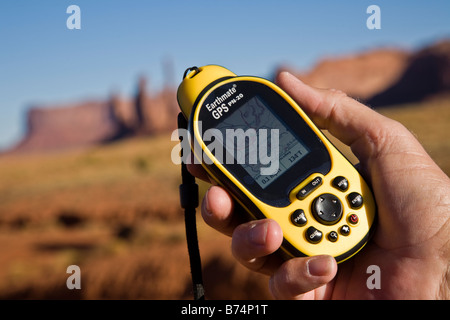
<box><xmin>177</xmin><ymin>112</ymin><xmax>205</xmax><ymax>300</ymax></box>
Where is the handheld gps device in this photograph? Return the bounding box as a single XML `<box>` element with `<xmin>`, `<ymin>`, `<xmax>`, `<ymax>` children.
<box><xmin>177</xmin><ymin>65</ymin><xmax>376</xmax><ymax>263</ymax></box>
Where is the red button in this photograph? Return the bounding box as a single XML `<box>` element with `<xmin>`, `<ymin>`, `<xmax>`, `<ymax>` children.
<box><xmin>349</xmin><ymin>214</ymin><xmax>359</xmax><ymax>225</ymax></box>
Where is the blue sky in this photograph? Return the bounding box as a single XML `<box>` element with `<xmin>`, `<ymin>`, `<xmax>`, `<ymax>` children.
<box><xmin>1</xmin><ymin>1</ymin><xmax>449</xmax><ymax>150</ymax></box>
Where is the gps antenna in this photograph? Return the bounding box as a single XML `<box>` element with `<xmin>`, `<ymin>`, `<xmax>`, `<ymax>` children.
<box><xmin>177</xmin><ymin>112</ymin><xmax>205</xmax><ymax>300</ymax></box>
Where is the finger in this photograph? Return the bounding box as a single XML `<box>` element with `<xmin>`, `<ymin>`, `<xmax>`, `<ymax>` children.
<box><xmin>201</xmin><ymin>186</ymin><xmax>243</xmax><ymax>236</ymax></box>
<box><xmin>186</xmin><ymin>153</ymin><xmax>211</xmax><ymax>183</ymax></box>
<box><xmin>275</xmin><ymin>71</ymin><xmax>383</xmax><ymax>141</ymax></box>
<box><xmin>275</xmin><ymin>71</ymin><xmax>401</xmax><ymax>163</ymax></box>
<box><xmin>231</xmin><ymin>219</ymin><xmax>284</xmax><ymax>275</ymax></box>
<box><xmin>187</xmin><ymin>163</ymin><xmax>211</xmax><ymax>183</ymax></box>
<box><xmin>269</xmin><ymin>255</ymin><xmax>337</xmax><ymax>300</ymax></box>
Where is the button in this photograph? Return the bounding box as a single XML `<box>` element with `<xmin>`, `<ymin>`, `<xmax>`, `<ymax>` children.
<box><xmin>290</xmin><ymin>209</ymin><xmax>307</xmax><ymax>227</ymax></box>
<box><xmin>311</xmin><ymin>193</ymin><xmax>343</xmax><ymax>225</ymax></box>
<box><xmin>347</xmin><ymin>192</ymin><xmax>363</xmax><ymax>209</ymax></box>
<box><xmin>296</xmin><ymin>176</ymin><xmax>322</xmax><ymax>199</ymax></box>
<box><xmin>340</xmin><ymin>225</ymin><xmax>351</xmax><ymax>236</ymax></box>
<box><xmin>348</xmin><ymin>213</ymin><xmax>359</xmax><ymax>225</ymax></box>
<box><xmin>306</xmin><ymin>226</ymin><xmax>323</xmax><ymax>243</ymax></box>
<box><xmin>328</xmin><ymin>231</ymin><xmax>338</xmax><ymax>242</ymax></box>
<box><xmin>332</xmin><ymin>176</ymin><xmax>349</xmax><ymax>191</ymax></box>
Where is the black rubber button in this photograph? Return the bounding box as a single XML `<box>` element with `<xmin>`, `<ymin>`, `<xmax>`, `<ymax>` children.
<box><xmin>290</xmin><ymin>209</ymin><xmax>307</xmax><ymax>227</ymax></box>
<box><xmin>328</xmin><ymin>231</ymin><xmax>338</xmax><ymax>242</ymax></box>
<box><xmin>348</xmin><ymin>213</ymin><xmax>359</xmax><ymax>225</ymax></box>
<box><xmin>332</xmin><ymin>176</ymin><xmax>349</xmax><ymax>191</ymax></box>
<box><xmin>340</xmin><ymin>225</ymin><xmax>351</xmax><ymax>236</ymax></box>
<box><xmin>306</xmin><ymin>226</ymin><xmax>323</xmax><ymax>244</ymax></box>
<box><xmin>347</xmin><ymin>192</ymin><xmax>363</xmax><ymax>209</ymax></box>
<box><xmin>311</xmin><ymin>193</ymin><xmax>343</xmax><ymax>225</ymax></box>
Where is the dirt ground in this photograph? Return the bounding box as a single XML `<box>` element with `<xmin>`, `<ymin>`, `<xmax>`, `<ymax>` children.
<box><xmin>0</xmin><ymin>98</ymin><xmax>448</xmax><ymax>300</ymax></box>
<box><xmin>0</xmin><ymin>135</ymin><xmax>272</xmax><ymax>300</ymax></box>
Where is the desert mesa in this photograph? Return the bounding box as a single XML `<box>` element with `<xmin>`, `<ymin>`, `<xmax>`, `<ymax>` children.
<box><xmin>6</xmin><ymin>39</ymin><xmax>450</xmax><ymax>154</ymax></box>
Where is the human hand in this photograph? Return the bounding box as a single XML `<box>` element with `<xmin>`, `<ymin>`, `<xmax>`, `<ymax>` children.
<box><xmin>188</xmin><ymin>72</ymin><xmax>450</xmax><ymax>299</ymax></box>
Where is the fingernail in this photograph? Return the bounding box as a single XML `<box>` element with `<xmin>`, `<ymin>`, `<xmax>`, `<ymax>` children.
<box><xmin>307</xmin><ymin>255</ymin><xmax>334</xmax><ymax>277</ymax></box>
<box><xmin>282</xmin><ymin>71</ymin><xmax>301</xmax><ymax>81</ymax></box>
<box><xmin>249</xmin><ymin>221</ymin><xmax>268</xmax><ymax>246</ymax></box>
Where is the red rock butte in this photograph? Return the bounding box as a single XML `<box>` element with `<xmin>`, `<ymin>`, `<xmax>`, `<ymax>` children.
<box><xmin>9</xmin><ymin>77</ymin><xmax>179</xmax><ymax>154</ymax></box>
<box><xmin>7</xmin><ymin>39</ymin><xmax>450</xmax><ymax>154</ymax></box>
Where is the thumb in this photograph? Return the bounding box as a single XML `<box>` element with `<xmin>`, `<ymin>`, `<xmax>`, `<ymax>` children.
<box><xmin>275</xmin><ymin>71</ymin><xmax>402</xmax><ymax>165</ymax></box>
<box><xmin>269</xmin><ymin>255</ymin><xmax>337</xmax><ymax>300</ymax></box>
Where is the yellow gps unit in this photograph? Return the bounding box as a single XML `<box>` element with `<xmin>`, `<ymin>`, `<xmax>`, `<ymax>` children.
<box><xmin>177</xmin><ymin>65</ymin><xmax>376</xmax><ymax>263</ymax></box>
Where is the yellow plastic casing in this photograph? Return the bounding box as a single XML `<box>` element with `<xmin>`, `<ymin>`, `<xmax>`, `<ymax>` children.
<box><xmin>177</xmin><ymin>65</ymin><xmax>236</xmax><ymax>119</ymax></box>
<box><xmin>177</xmin><ymin>65</ymin><xmax>376</xmax><ymax>263</ymax></box>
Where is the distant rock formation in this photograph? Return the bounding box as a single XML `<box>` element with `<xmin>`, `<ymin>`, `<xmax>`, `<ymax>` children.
<box><xmin>367</xmin><ymin>40</ymin><xmax>450</xmax><ymax>107</ymax></box>
<box><xmin>277</xmin><ymin>48</ymin><xmax>410</xmax><ymax>101</ymax></box>
<box><xmin>277</xmin><ymin>39</ymin><xmax>450</xmax><ymax>107</ymax></box>
<box><xmin>7</xmin><ymin>39</ymin><xmax>450</xmax><ymax>154</ymax></box>
<box><xmin>9</xmin><ymin>78</ymin><xmax>179</xmax><ymax>154</ymax></box>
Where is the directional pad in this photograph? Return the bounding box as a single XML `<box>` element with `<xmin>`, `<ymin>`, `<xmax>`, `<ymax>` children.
<box><xmin>311</xmin><ymin>193</ymin><xmax>343</xmax><ymax>225</ymax></box>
